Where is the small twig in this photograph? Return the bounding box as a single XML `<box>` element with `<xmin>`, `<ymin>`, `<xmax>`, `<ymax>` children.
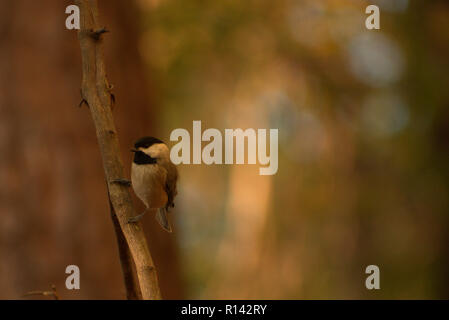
<box><xmin>24</xmin><ymin>285</ymin><xmax>59</xmax><ymax>300</ymax></box>
<box><xmin>79</xmin><ymin>98</ymin><xmax>88</xmax><ymax>108</ymax></box>
<box><xmin>79</xmin><ymin>88</ymin><xmax>88</xmax><ymax>108</ymax></box>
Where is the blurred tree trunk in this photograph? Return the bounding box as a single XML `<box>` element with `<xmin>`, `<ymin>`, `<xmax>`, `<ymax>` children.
<box><xmin>0</xmin><ymin>0</ymin><xmax>183</xmax><ymax>299</ymax></box>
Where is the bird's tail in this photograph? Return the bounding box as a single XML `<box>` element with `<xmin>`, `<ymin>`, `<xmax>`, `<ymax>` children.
<box><xmin>155</xmin><ymin>207</ymin><xmax>172</xmax><ymax>233</ymax></box>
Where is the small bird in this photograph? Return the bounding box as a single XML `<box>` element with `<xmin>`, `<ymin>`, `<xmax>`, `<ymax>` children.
<box><xmin>127</xmin><ymin>136</ymin><xmax>178</xmax><ymax>232</ymax></box>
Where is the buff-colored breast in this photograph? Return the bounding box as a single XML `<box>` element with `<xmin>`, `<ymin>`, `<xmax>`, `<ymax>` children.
<box><xmin>131</xmin><ymin>163</ymin><xmax>168</xmax><ymax>209</ymax></box>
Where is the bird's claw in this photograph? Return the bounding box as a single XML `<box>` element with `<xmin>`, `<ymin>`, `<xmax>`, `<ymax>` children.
<box><xmin>111</xmin><ymin>179</ymin><xmax>131</xmax><ymax>187</ymax></box>
<box><xmin>127</xmin><ymin>213</ymin><xmax>146</xmax><ymax>224</ymax></box>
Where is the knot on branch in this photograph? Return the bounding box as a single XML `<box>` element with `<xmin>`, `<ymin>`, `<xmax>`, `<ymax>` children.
<box><xmin>89</xmin><ymin>27</ymin><xmax>109</xmax><ymax>41</ymax></box>
<box><xmin>107</xmin><ymin>82</ymin><xmax>116</xmax><ymax>107</ymax></box>
<box><xmin>79</xmin><ymin>88</ymin><xmax>89</xmax><ymax>108</ymax></box>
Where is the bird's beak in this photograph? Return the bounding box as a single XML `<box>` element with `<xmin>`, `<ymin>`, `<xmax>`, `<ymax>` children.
<box><xmin>130</xmin><ymin>148</ymin><xmax>138</xmax><ymax>153</ymax></box>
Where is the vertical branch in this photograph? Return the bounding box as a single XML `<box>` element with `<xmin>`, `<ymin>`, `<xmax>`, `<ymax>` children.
<box><xmin>75</xmin><ymin>0</ymin><xmax>161</xmax><ymax>299</ymax></box>
<box><xmin>109</xmin><ymin>197</ymin><xmax>142</xmax><ymax>300</ymax></box>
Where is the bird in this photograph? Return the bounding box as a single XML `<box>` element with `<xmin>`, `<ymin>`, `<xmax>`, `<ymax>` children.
<box><xmin>115</xmin><ymin>136</ymin><xmax>178</xmax><ymax>232</ymax></box>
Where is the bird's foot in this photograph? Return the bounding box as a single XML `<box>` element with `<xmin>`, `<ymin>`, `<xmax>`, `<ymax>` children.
<box><xmin>127</xmin><ymin>211</ymin><xmax>147</xmax><ymax>223</ymax></box>
<box><xmin>111</xmin><ymin>179</ymin><xmax>131</xmax><ymax>187</ymax></box>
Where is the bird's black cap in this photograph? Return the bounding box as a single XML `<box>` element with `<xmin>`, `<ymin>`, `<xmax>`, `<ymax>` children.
<box><xmin>134</xmin><ymin>136</ymin><xmax>164</xmax><ymax>149</ymax></box>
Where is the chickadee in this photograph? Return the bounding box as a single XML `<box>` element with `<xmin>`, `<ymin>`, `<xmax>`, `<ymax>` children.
<box><xmin>128</xmin><ymin>136</ymin><xmax>178</xmax><ymax>232</ymax></box>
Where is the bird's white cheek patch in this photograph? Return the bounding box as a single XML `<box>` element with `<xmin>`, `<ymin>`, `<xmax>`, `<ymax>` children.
<box><xmin>143</xmin><ymin>143</ymin><xmax>170</xmax><ymax>159</ymax></box>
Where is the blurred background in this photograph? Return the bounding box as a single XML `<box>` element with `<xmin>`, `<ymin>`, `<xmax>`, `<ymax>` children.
<box><xmin>0</xmin><ymin>0</ymin><xmax>448</xmax><ymax>299</ymax></box>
